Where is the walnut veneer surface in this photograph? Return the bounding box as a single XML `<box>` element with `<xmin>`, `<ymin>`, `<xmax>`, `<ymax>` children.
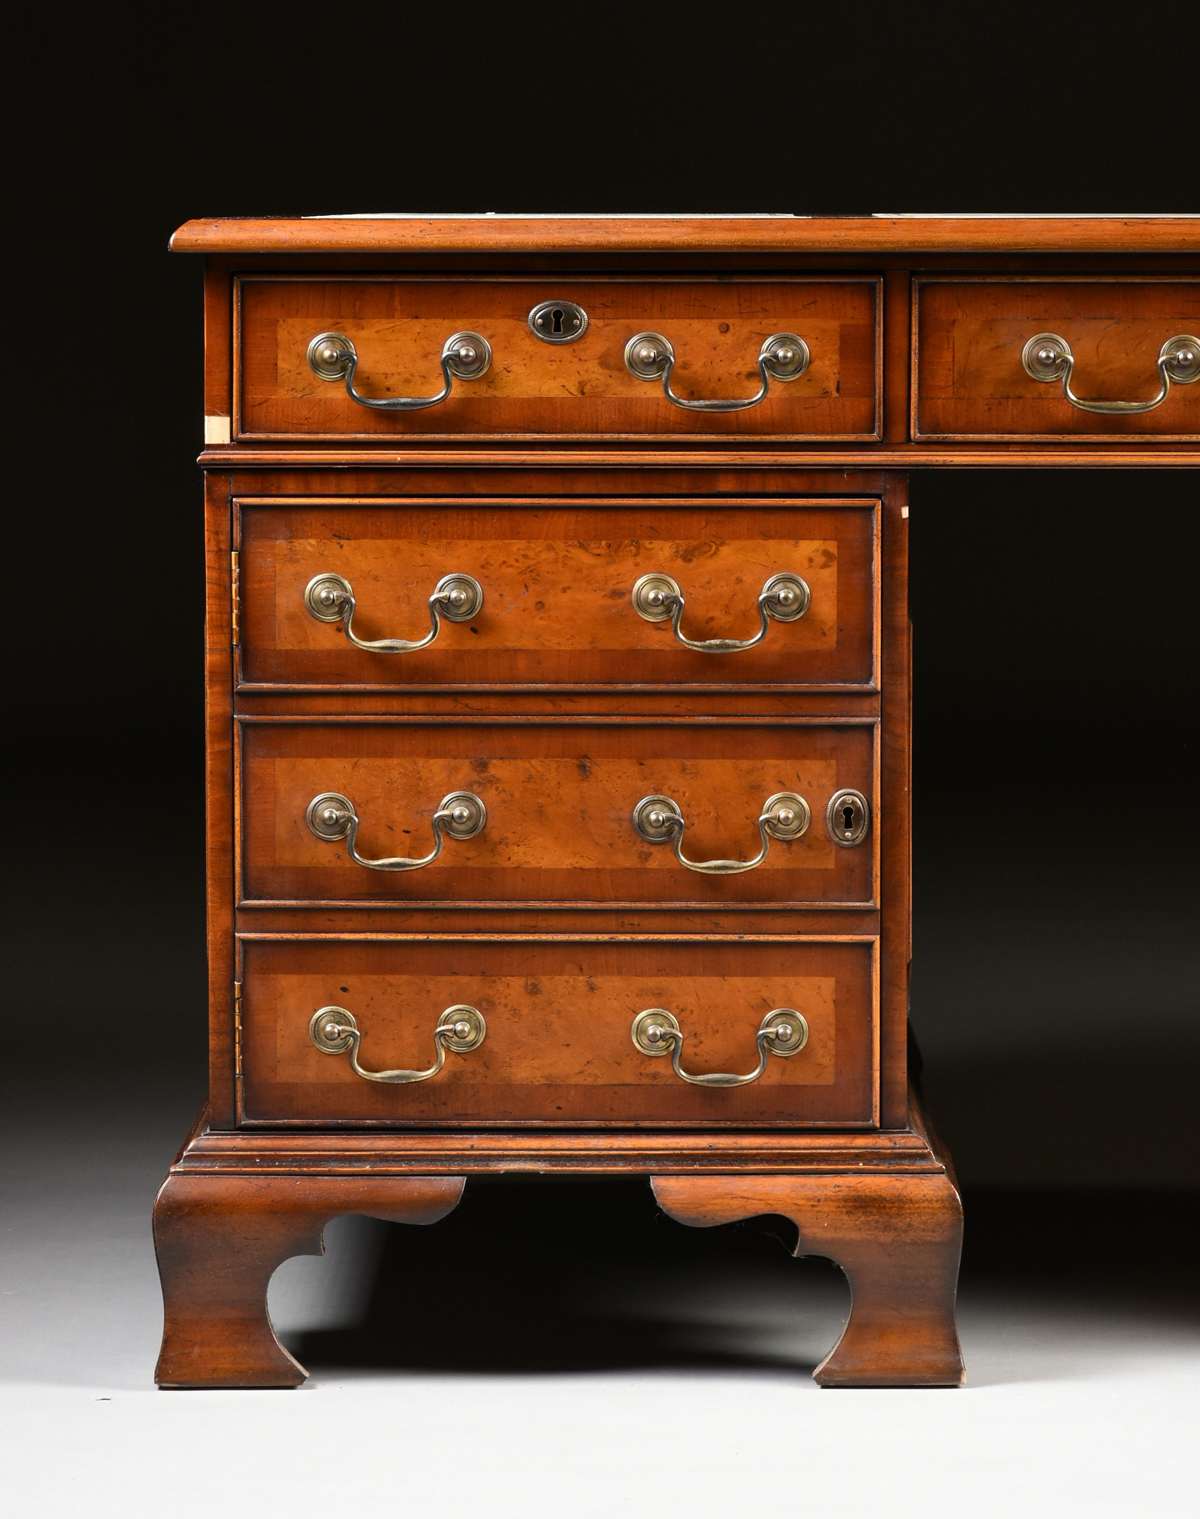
<box><xmin>155</xmin><ymin>216</ymin><xmax>1198</xmax><ymax>1390</ymax></box>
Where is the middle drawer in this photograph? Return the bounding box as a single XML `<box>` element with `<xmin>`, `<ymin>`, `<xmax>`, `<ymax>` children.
<box><xmin>240</xmin><ymin>720</ymin><xmax>877</xmax><ymax>909</ymax></box>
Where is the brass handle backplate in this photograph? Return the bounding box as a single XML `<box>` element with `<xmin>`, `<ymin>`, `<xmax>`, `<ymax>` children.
<box><xmin>632</xmin><ymin>570</ymin><xmax>810</xmax><ymax>652</ymax></box>
<box><xmin>630</xmin><ymin>1007</ymin><xmax>808</xmax><ymax>1087</ymax></box>
<box><xmin>310</xmin><ymin>1004</ymin><xmax>486</xmax><ymax>1084</ymax></box>
<box><xmin>307</xmin><ymin>329</ymin><xmax>492</xmax><ymax>410</ymax></box>
<box><xmin>624</xmin><ymin>330</ymin><xmax>810</xmax><ymax>411</ymax></box>
<box><xmin>632</xmin><ymin>791</ymin><xmax>809</xmax><ymax>875</ymax></box>
<box><xmin>306</xmin><ymin>789</ymin><xmax>486</xmax><ymax>872</ymax></box>
<box><xmin>304</xmin><ymin>571</ymin><xmax>483</xmax><ymax>653</ymax></box>
<box><xmin>1021</xmin><ymin>332</ymin><xmax>1199</xmax><ymax>414</ymax></box>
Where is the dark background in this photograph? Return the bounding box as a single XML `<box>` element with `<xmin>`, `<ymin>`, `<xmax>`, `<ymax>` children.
<box><xmin>10</xmin><ymin>3</ymin><xmax>1197</xmax><ymax>1188</ymax></box>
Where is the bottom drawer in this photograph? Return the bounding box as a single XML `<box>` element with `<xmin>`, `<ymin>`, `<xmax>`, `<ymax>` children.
<box><xmin>239</xmin><ymin>937</ymin><xmax>878</xmax><ymax>1127</ymax></box>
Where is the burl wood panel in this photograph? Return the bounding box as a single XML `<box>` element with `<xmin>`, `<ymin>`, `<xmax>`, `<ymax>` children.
<box><xmin>915</xmin><ymin>278</ymin><xmax>1200</xmax><ymax>439</ymax></box>
<box><xmin>238</xmin><ymin>936</ymin><xmax>877</xmax><ymax>1126</ymax></box>
<box><xmin>236</xmin><ymin>277</ymin><xmax>880</xmax><ymax>441</ymax></box>
<box><xmin>239</xmin><ymin>720</ymin><xmax>877</xmax><ymax>908</ymax></box>
<box><xmin>237</xmin><ymin>498</ymin><xmax>878</xmax><ymax>691</ymax></box>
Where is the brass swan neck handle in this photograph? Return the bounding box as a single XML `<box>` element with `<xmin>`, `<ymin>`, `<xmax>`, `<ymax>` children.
<box><xmin>307</xmin><ymin>329</ymin><xmax>492</xmax><ymax>411</ymax></box>
<box><xmin>624</xmin><ymin>330</ymin><xmax>810</xmax><ymax>412</ymax></box>
<box><xmin>304</xmin><ymin>571</ymin><xmax>483</xmax><ymax>654</ymax></box>
<box><xmin>1021</xmin><ymin>332</ymin><xmax>1199</xmax><ymax>415</ymax></box>
<box><xmin>631</xmin><ymin>1007</ymin><xmax>808</xmax><ymax>1087</ymax></box>
<box><xmin>305</xmin><ymin>790</ymin><xmax>487</xmax><ymax>872</ymax></box>
<box><xmin>310</xmin><ymin>1004</ymin><xmax>486</xmax><ymax>1084</ymax></box>
<box><xmin>632</xmin><ymin>571</ymin><xmax>810</xmax><ymax>652</ymax></box>
<box><xmin>632</xmin><ymin>792</ymin><xmax>809</xmax><ymax>875</ymax></box>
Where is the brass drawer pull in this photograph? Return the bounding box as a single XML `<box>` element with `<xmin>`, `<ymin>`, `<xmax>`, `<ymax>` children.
<box><xmin>307</xmin><ymin>329</ymin><xmax>492</xmax><ymax>410</ymax></box>
<box><xmin>1021</xmin><ymin>332</ymin><xmax>1199</xmax><ymax>415</ymax></box>
<box><xmin>632</xmin><ymin>570</ymin><xmax>810</xmax><ymax>651</ymax></box>
<box><xmin>305</xmin><ymin>789</ymin><xmax>486</xmax><ymax>872</ymax></box>
<box><xmin>304</xmin><ymin>571</ymin><xmax>483</xmax><ymax>653</ymax></box>
<box><xmin>631</xmin><ymin>1007</ymin><xmax>808</xmax><ymax>1087</ymax></box>
<box><xmin>624</xmin><ymin>330</ymin><xmax>810</xmax><ymax>412</ymax></box>
<box><xmin>310</xmin><ymin>1003</ymin><xmax>486</xmax><ymax>1084</ymax></box>
<box><xmin>632</xmin><ymin>791</ymin><xmax>809</xmax><ymax>875</ymax></box>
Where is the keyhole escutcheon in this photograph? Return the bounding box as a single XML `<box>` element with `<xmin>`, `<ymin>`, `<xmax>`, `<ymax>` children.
<box><xmin>528</xmin><ymin>299</ymin><xmax>589</xmax><ymax>344</ymax></box>
<box><xmin>826</xmin><ymin>788</ymin><xmax>870</xmax><ymax>847</ymax></box>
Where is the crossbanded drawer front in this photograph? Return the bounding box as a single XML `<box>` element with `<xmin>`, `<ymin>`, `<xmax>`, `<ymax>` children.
<box><xmin>915</xmin><ymin>277</ymin><xmax>1200</xmax><ymax>439</ymax></box>
<box><xmin>238</xmin><ymin>719</ymin><xmax>877</xmax><ymax>909</ymax></box>
<box><xmin>238</xmin><ymin>936</ymin><xmax>878</xmax><ymax>1126</ymax></box>
<box><xmin>235</xmin><ymin>276</ymin><xmax>881</xmax><ymax>440</ymax></box>
<box><xmin>237</xmin><ymin>498</ymin><xmax>878</xmax><ymax>692</ymax></box>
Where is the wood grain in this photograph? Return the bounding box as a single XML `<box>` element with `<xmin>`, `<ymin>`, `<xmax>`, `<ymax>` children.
<box><xmin>171</xmin><ymin>215</ymin><xmax>1200</xmax><ymax>255</ymax></box>
<box><xmin>205</xmin><ymin>473</ymin><xmax>236</xmax><ymax>1125</ymax></box>
<box><xmin>205</xmin><ymin>445</ymin><xmax>1200</xmax><ymax>467</ymax></box>
<box><xmin>882</xmin><ymin>269</ymin><xmax>911</xmax><ymax>443</ymax></box>
<box><xmin>878</xmin><ymin>479</ymin><xmax>910</xmax><ymax>1127</ymax></box>
<box><xmin>172</xmin><ymin>1112</ymin><xmax>939</xmax><ymax>1174</ymax></box>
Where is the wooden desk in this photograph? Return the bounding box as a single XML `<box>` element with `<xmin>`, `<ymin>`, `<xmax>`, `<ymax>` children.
<box><xmin>154</xmin><ymin>216</ymin><xmax>1198</xmax><ymax>1388</ymax></box>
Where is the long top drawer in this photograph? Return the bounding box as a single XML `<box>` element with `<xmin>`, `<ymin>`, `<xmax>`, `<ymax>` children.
<box><xmin>235</xmin><ymin>276</ymin><xmax>881</xmax><ymax>441</ymax></box>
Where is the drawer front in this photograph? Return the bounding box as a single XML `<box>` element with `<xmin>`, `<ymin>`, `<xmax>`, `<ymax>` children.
<box><xmin>240</xmin><ymin>721</ymin><xmax>876</xmax><ymax>908</ymax></box>
<box><xmin>238</xmin><ymin>499</ymin><xmax>878</xmax><ymax>691</ymax></box>
<box><xmin>235</xmin><ymin>276</ymin><xmax>881</xmax><ymax>440</ymax></box>
<box><xmin>239</xmin><ymin>936</ymin><xmax>877</xmax><ymax>1126</ymax></box>
<box><xmin>915</xmin><ymin>278</ymin><xmax>1200</xmax><ymax>439</ymax></box>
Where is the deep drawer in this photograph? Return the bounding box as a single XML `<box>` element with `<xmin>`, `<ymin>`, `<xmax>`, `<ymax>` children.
<box><xmin>234</xmin><ymin>275</ymin><xmax>881</xmax><ymax>440</ymax></box>
<box><xmin>237</xmin><ymin>498</ymin><xmax>878</xmax><ymax>692</ymax></box>
<box><xmin>914</xmin><ymin>277</ymin><xmax>1200</xmax><ymax>439</ymax></box>
<box><xmin>238</xmin><ymin>719</ymin><xmax>877</xmax><ymax>909</ymax></box>
<box><xmin>237</xmin><ymin>935</ymin><xmax>878</xmax><ymax>1126</ymax></box>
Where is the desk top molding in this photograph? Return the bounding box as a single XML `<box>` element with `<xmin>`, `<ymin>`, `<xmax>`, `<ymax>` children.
<box><xmin>199</xmin><ymin>445</ymin><xmax>1199</xmax><ymax>469</ymax></box>
<box><xmin>171</xmin><ymin>215</ymin><xmax>1200</xmax><ymax>256</ymax></box>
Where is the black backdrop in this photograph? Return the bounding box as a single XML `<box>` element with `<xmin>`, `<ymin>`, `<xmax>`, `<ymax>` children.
<box><xmin>12</xmin><ymin>3</ymin><xmax>1197</xmax><ymax>1185</ymax></box>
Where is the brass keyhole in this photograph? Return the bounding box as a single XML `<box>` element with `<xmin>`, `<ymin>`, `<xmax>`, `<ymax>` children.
<box><xmin>536</xmin><ymin>306</ymin><xmax>575</xmax><ymax>335</ymax></box>
<box><xmin>529</xmin><ymin>299</ymin><xmax>588</xmax><ymax>344</ymax></box>
<box><xmin>826</xmin><ymin>788</ymin><xmax>869</xmax><ymax>847</ymax></box>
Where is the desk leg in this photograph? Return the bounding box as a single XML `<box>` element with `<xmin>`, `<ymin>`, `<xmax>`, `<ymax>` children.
<box><xmin>153</xmin><ymin>1172</ymin><xmax>465</xmax><ymax>1388</ymax></box>
<box><xmin>651</xmin><ymin>1170</ymin><xmax>964</xmax><ymax>1387</ymax></box>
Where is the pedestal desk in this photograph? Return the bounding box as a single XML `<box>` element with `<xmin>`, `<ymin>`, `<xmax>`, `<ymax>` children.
<box><xmin>154</xmin><ymin>215</ymin><xmax>1198</xmax><ymax>1388</ymax></box>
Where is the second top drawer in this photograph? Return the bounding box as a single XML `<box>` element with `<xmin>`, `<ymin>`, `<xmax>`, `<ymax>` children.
<box><xmin>237</xmin><ymin>498</ymin><xmax>878</xmax><ymax>692</ymax></box>
<box><xmin>914</xmin><ymin>277</ymin><xmax>1199</xmax><ymax>439</ymax></box>
<box><xmin>235</xmin><ymin>276</ymin><xmax>881</xmax><ymax>440</ymax></box>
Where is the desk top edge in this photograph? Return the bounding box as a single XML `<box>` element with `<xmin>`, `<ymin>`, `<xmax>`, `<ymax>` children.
<box><xmin>169</xmin><ymin>215</ymin><xmax>1200</xmax><ymax>255</ymax></box>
